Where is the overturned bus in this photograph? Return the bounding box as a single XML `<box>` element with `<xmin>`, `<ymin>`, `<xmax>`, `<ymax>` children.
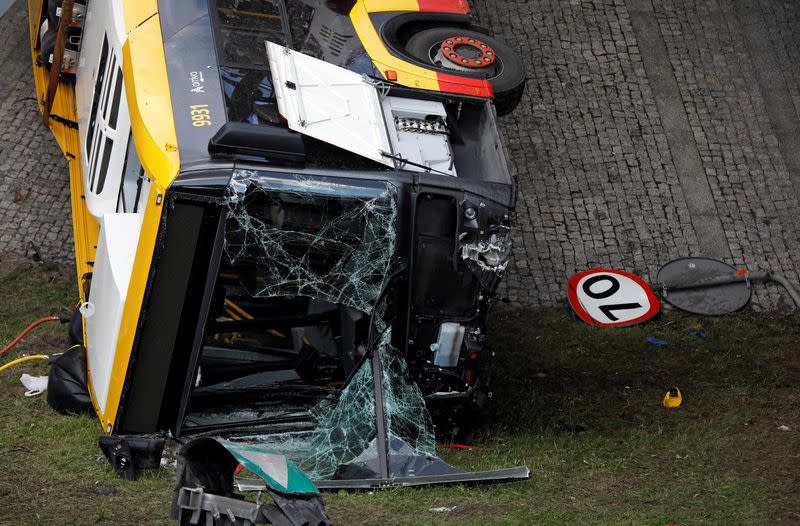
<box><xmin>28</xmin><ymin>0</ymin><xmax>529</xmax><ymax>522</ymax></box>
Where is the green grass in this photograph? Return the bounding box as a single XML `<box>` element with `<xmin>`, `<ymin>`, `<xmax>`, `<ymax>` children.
<box><xmin>1</xmin><ymin>261</ymin><xmax>799</xmax><ymax>525</ymax></box>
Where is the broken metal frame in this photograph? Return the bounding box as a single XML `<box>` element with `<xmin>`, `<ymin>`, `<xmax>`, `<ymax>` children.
<box><xmin>235</xmin><ymin>466</ymin><xmax>532</xmax><ymax>491</ymax></box>
<box><xmin>175</xmin><ymin>486</ymin><xmax>330</xmax><ymax>526</ymax></box>
<box><xmin>176</xmin><ymin>488</ymin><xmax>268</xmax><ymax>526</ymax></box>
<box><xmin>169</xmin><ymin>208</ymin><xmax>529</xmax><ymax>489</ymax></box>
<box><xmin>306</xmin><ymin>340</ymin><xmax>529</xmax><ymax>489</ymax></box>
<box><xmin>370</xmin><ymin>337</ymin><xmax>391</xmax><ymax>481</ymax></box>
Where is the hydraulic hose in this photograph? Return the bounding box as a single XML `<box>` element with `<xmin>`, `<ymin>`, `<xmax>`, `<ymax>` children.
<box><xmin>0</xmin><ymin>354</ymin><xmax>50</xmax><ymax>373</ymax></box>
<box><xmin>0</xmin><ymin>316</ymin><xmax>59</xmax><ymax>356</ymax></box>
<box><xmin>770</xmin><ymin>273</ymin><xmax>800</xmax><ymax>308</ymax></box>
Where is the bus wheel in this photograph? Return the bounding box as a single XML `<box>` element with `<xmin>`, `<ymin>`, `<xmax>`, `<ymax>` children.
<box><xmin>404</xmin><ymin>27</ymin><xmax>526</xmax><ymax>116</ymax></box>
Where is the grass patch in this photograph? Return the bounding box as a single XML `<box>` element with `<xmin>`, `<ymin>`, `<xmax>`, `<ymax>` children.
<box><xmin>1</xmin><ymin>262</ymin><xmax>799</xmax><ymax>525</ymax></box>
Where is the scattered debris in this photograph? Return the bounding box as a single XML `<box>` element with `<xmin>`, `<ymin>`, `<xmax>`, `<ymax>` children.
<box><xmin>47</xmin><ymin>346</ymin><xmax>93</xmax><ymax>415</ymax></box>
<box><xmin>687</xmin><ymin>328</ymin><xmax>709</xmax><ymax>341</ymax></box>
<box><xmin>646</xmin><ymin>336</ymin><xmax>669</xmax><ymax>346</ymax></box>
<box><xmin>663</xmin><ymin>387</ymin><xmax>682</xmax><ymax>408</ymax></box>
<box><xmin>19</xmin><ymin>374</ymin><xmax>47</xmax><ymax>396</ymax></box>
<box><xmin>657</xmin><ymin>257</ymin><xmax>800</xmax><ymax>313</ymax></box>
<box><xmin>460</xmin><ymin>237</ymin><xmax>511</xmax><ymax>272</ymax></box>
<box><xmin>778</xmin><ymin>425</ymin><xmax>792</xmax><ymax>432</ymax></box>
<box><xmin>429</xmin><ymin>506</ymin><xmax>457</xmax><ymax>513</ymax></box>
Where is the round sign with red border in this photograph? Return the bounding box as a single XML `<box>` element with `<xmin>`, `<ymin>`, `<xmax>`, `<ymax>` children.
<box><xmin>568</xmin><ymin>269</ymin><xmax>661</xmax><ymax>327</ymax></box>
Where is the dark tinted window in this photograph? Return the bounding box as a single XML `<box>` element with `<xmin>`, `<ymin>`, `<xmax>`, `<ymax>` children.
<box><xmin>117</xmin><ymin>134</ymin><xmax>145</xmax><ymax>213</ymax></box>
<box><xmin>285</xmin><ymin>0</ymin><xmax>370</xmax><ymax>71</ymax></box>
<box><xmin>87</xmin><ymin>38</ymin><xmax>125</xmax><ymax>194</ymax></box>
<box><xmin>107</xmin><ymin>68</ymin><xmax>123</xmax><ymax>130</ymax></box>
<box><xmin>220</xmin><ymin>67</ymin><xmax>280</xmax><ymax>124</ymax></box>
<box><xmin>86</xmin><ymin>37</ymin><xmax>109</xmax><ymax>160</ymax></box>
<box><xmin>88</xmin><ymin>130</ymin><xmax>102</xmax><ymax>190</ymax></box>
<box><xmin>95</xmin><ymin>137</ymin><xmax>113</xmax><ymax>194</ymax></box>
<box><xmin>212</xmin><ymin>0</ymin><xmax>286</xmax><ymax>69</ymax></box>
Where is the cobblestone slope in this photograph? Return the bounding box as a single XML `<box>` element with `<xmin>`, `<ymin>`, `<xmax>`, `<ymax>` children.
<box><xmin>0</xmin><ymin>2</ymin><xmax>73</xmax><ymax>266</ymax></box>
<box><xmin>2</xmin><ymin>0</ymin><xmax>800</xmax><ymax>309</ymax></box>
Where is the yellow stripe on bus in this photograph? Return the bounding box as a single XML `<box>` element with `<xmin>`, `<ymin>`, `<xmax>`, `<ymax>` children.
<box><xmin>123</xmin><ymin>0</ymin><xmax>158</xmax><ymax>34</ymax></box>
<box><xmin>350</xmin><ymin>1</ymin><xmax>441</xmax><ymax>92</ymax></box>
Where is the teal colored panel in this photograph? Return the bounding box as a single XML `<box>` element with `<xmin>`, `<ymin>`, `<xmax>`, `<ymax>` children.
<box><xmin>217</xmin><ymin>439</ymin><xmax>319</xmax><ymax>494</ymax></box>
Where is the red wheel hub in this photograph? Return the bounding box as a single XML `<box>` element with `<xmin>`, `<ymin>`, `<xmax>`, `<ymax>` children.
<box><xmin>439</xmin><ymin>36</ymin><xmax>497</xmax><ymax>69</ymax></box>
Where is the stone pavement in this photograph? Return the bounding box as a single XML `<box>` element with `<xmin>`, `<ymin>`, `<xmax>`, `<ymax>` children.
<box><xmin>0</xmin><ymin>1</ymin><xmax>73</xmax><ymax>265</ymax></box>
<box><xmin>472</xmin><ymin>0</ymin><xmax>800</xmax><ymax>308</ymax></box>
<box><xmin>2</xmin><ymin>0</ymin><xmax>800</xmax><ymax>309</ymax></box>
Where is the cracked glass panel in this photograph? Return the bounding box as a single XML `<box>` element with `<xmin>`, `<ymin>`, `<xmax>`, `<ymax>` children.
<box><xmin>230</xmin><ymin>333</ymin><xmax>436</xmax><ymax>481</ymax></box>
<box><xmin>224</xmin><ymin>170</ymin><xmax>396</xmax><ymax>313</ymax></box>
<box><xmin>299</xmin><ymin>332</ymin><xmax>435</xmax><ymax>479</ymax></box>
<box><xmin>218</xmin><ymin>170</ymin><xmax>435</xmax><ymax>480</ymax></box>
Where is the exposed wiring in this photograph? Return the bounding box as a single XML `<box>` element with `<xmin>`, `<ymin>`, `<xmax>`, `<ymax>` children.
<box><xmin>0</xmin><ymin>316</ymin><xmax>59</xmax><ymax>356</ymax></box>
<box><xmin>0</xmin><ymin>355</ymin><xmax>50</xmax><ymax>373</ymax></box>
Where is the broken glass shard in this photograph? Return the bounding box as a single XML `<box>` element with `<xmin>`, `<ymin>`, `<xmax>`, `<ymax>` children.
<box><xmin>224</xmin><ymin>169</ymin><xmax>397</xmax><ymax>314</ymax></box>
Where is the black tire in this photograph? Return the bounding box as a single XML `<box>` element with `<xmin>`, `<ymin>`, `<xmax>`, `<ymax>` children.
<box><xmin>404</xmin><ymin>27</ymin><xmax>526</xmax><ymax>116</ymax></box>
<box><xmin>68</xmin><ymin>307</ymin><xmax>83</xmax><ymax>345</ymax></box>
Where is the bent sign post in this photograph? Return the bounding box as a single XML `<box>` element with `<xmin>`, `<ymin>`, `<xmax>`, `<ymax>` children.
<box><xmin>568</xmin><ymin>269</ymin><xmax>661</xmax><ymax>327</ymax></box>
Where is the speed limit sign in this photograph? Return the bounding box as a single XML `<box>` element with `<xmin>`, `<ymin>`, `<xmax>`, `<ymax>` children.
<box><xmin>568</xmin><ymin>269</ymin><xmax>661</xmax><ymax>327</ymax></box>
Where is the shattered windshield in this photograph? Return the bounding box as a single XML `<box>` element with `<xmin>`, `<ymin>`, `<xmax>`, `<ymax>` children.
<box><xmin>232</xmin><ymin>334</ymin><xmax>436</xmax><ymax>480</ymax></box>
<box><xmin>223</xmin><ymin>170</ymin><xmax>397</xmax><ymax>313</ymax></box>
<box><xmin>183</xmin><ymin>169</ymin><xmax>436</xmax><ymax>480</ymax></box>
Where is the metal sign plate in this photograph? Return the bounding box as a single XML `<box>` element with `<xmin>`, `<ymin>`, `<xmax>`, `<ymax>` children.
<box><xmin>657</xmin><ymin>257</ymin><xmax>751</xmax><ymax>315</ymax></box>
<box><xmin>568</xmin><ymin>269</ymin><xmax>661</xmax><ymax>327</ymax></box>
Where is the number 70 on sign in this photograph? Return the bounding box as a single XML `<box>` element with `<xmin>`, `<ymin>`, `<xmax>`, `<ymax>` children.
<box><xmin>567</xmin><ymin>269</ymin><xmax>661</xmax><ymax>327</ymax></box>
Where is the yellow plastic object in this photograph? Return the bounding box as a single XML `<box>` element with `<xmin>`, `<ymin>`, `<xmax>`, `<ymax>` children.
<box><xmin>0</xmin><ymin>355</ymin><xmax>49</xmax><ymax>373</ymax></box>
<box><xmin>224</xmin><ymin>299</ymin><xmax>254</xmax><ymax>320</ymax></box>
<box><xmin>662</xmin><ymin>387</ymin><xmax>682</xmax><ymax>408</ymax></box>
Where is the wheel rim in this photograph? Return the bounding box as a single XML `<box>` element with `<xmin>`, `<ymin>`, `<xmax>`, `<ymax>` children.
<box><xmin>428</xmin><ymin>37</ymin><xmax>504</xmax><ymax>79</ymax></box>
<box><xmin>439</xmin><ymin>36</ymin><xmax>497</xmax><ymax>69</ymax></box>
